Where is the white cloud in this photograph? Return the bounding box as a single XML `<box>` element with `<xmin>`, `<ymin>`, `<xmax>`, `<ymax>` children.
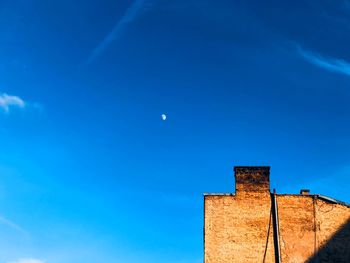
<box><xmin>298</xmin><ymin>47</ymin><xmax>350</xmax><ymax>77</ymax></box>
<box><xmin>7</xmin><ymin>259</ymin><xmax>45</xmax><ymax>263</ymax></box>
<box><xmin>0</xmin><ymin>215</ymin><xmax>28</xmax><ymax>236</ymax></box>
<box><xmin>0</xmin><ymin>93</ymin><xmax>25</xmax><ymax>113</ymax></box>
<box><xmin>86</xmin><ymin>0</ymin><xmax>148</xmax><ymax>64</ymax></box>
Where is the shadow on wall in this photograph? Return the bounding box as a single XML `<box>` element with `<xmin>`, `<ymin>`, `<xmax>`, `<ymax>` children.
<box><xmin>307</xmin><ymin>219</ymin><xmax>350</xmax><ymax>263</ymax></box>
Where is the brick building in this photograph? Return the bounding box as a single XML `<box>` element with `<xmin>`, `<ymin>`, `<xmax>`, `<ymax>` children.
<box><xmin>204</xmin><ymin>166</ymin><xmax>350</xmax><ymax>262</ymax></box>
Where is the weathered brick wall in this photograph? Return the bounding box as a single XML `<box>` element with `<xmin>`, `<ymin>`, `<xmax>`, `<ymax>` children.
<box><xmin>204</xmin><ymin>192</ymin><xmax>275</xmax><ymax>263</ymax></box>
<box><xmin>277</xmin><ymin>195</ymin><xmax>316</xmax><ymax>262</ymax></box>
<box><xmin>312</xmin><ymin>199</ymin><xmax>350</xmax><ymax>262</ymax></box>
<box><xmin>204</xmin><ymin>194</ymin><xmax>350</xmax><ymax>263</ymax></box>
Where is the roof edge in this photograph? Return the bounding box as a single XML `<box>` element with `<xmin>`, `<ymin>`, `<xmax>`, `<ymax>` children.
<box><xmin>203</xmin><ymin>193</ymin><xmax>235</xmax><ymax>196</ymax></box>
<box><xmin>202</xmin><ymin>193</ymin><xmax>350</xmax><ymax>207</ymax></box>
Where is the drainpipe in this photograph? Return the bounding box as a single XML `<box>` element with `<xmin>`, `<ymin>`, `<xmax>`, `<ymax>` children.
<box><xmin>271</xmin><ymin>189</ymin><xmax>281</xmax><ymax>263</ymax></box>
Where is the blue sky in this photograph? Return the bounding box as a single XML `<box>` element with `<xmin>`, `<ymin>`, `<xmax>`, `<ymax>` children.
<box><xmin>1</xmin><ymin>0</ymin><xmax>350</xmax><ymax>262</ymax></box>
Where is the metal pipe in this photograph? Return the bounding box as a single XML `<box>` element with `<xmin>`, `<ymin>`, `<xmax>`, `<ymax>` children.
<box><xmin>313</xmin><ymin>195</ymin><xmax>317</xmax><ymax>256</ymax></box>
<box><xmin>271</xmin><ymin>189</ymin><xmax>281</xmax><ymax>263</ymax></box>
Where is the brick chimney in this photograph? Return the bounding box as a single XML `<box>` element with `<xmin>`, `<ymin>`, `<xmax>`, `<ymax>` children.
<box><xmin>300</xmin><ymin>189</ymin><xmax>310</xmax><ymax>195</ymax></box>
<box><xmin>234</xmin><ymin>166</ymin><xmax>270</xmax><ymax>193</ymax></box>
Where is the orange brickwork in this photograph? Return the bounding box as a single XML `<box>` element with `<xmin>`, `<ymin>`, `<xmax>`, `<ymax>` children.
<box><xmin>204</xmin><ymin>166</ymin><xmax>350</xmax><ymax>263</ymax></box>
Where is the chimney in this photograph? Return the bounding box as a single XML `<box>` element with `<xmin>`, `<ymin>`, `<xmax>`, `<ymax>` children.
<box><xmin>300</xmin><ymin>189</ymin><xmax>310</xmax><ymax>195</ymax></box>
<box><xmin>234</xmin><ymin>166</ymin><xmax>270</xmax><ymax>193</ymax></box>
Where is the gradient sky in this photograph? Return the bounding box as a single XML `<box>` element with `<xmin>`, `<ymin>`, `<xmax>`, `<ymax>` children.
<box><xmin>1</xmin><ymin>0</ymin><xmax>350</xmax><ymax>262</ymax></box>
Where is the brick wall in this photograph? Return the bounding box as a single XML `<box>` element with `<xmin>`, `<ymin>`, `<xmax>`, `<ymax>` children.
<box><xmin>204</xmin><ymin>167</ymin><xmax>350</xmax><ymax>263</ymax></box>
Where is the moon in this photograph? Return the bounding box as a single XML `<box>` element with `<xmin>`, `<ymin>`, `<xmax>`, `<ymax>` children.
<box><xmin>161</xmin><ymin>114</ymin><xmax>167</xmax><ymax>121</ymax></box>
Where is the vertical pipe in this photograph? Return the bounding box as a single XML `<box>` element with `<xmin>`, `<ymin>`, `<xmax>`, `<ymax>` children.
<box><xmin>203</xmin><ymin>196</ymin><xmax>206</xmax><ymax>263</ymax></box>
<box><xmin>313</xmin><ymin>195</ymin><xmax>318</xmax><ymax>261</ymax></box>
<box><xmin>271</xmin><ymin>189</ymin><xmax>281</xmax><ymax>263</ymax></box>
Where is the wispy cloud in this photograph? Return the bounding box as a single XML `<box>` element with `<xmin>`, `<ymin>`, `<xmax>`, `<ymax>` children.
<box><xmin>7</xmin><ymin>258</ymin><xmax>45</xmax><ymax>263</ymax></box>
<box><xmin>0</xmin><ymin>215</ymin><xmax>28</xmax><ymax>236</ymax></box>
<box><xmin>298</xmin><ymin>47</ymin><xmax>350</xmax><ymax>76</ymax></box>
<box><xmin>86</xmin><ymin>0</ymin><xmax>148</xmax><ymax>64</ymax></box>
<box><xmin>0</xmin><ymin>93</ymin><xmax>25</xmax><ymax>113</ymax></box>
